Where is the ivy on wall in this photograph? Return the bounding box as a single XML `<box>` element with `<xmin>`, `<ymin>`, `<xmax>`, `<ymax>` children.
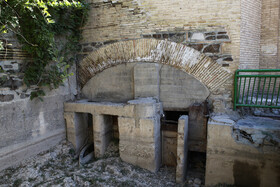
<box><xmin>0</xmin><ymin>0</ymin><xmax>88</xmax><ymax>100</ymax></box>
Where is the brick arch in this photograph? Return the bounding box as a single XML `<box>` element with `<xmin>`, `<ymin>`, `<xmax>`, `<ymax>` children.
<box><xmin>79</xmin><ymin>39</ymin><xmax>232</xmax><ymax>92</ymax></box>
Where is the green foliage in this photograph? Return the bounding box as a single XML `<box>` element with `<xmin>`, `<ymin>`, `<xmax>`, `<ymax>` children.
<box><xmin>0</xmin><ymin>0</ymin><xmax>88</xmax><ymax>100</ymax></box>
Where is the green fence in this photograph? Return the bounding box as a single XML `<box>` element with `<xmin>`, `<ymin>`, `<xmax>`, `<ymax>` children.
<box><xmin>234</xmin><ymin>69</ymin><xmax>280</xmax><ymax>110</ymax></box>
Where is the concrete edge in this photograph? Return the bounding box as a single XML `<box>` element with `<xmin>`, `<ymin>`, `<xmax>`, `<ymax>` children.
<box><xmin>0</xmin><ymin>129</ymin><xmax>65</xmax><ymax>172</ymax></box>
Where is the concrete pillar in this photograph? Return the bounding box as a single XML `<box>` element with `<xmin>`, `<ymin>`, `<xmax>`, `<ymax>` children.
<box><xmin>118</xmin><ymin>98</ymin><xmax>162</xmax><ymax>172</ymax></box>
<box><xmin>176</xmin><ymin>115</ymin><xmax>189</xmax><ymax>183</ymax></box>
<box><xmin>64</xmin><ymin>112</ymin><xmax>88</xmax><ymax>154</ymax></box>
<box><xmin>92</xmin><ymin>114</ymin><xmax>113</xmax><ymax>158</ymax></box>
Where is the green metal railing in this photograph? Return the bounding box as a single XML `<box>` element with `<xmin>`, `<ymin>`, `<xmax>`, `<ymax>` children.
<box><xmin>234</xmin><ymin>69</ymin><xmax>280</xmax><ymax>110</ymax></box>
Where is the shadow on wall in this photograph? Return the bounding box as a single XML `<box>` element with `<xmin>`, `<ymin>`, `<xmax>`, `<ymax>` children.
<box><xmin>233</xmin><ymin>160</ymin><xmax>260</xmax><ymax>187</ymax></box>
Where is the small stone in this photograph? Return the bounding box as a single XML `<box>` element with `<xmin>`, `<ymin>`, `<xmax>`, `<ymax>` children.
<box><xmin>19</xmin><ymin>181</ymin><xmax>30</xmax><ymax>187</ymax></box>
<box><xmin>152</xmin><ymin>34</ymin><xmax>162</xmax><ymax>39</ymax></box>
<box><xmin>63</xmin><ymin>177</ymin><xmax>75</xmax><ymax>187</ymax></box>
<box><xmin>188</xmin><ymin>179</ymin><xmax>193</xmax><ymax>184</ymax></box>
<box><xmin>50</xmin><ymin>152</ymin><xmax>57</xmax><ymax>159</ymax></box>
<box><xmin>194</xmin><ymin>178</ymin><xmax>201</xmax><ymax>185</ymax></box>
<box><xmin>203</xmin><ymin>44</ymin><xmax>220</xmax><ymax>53</ymax></box>
<box><xmin>191</xmin><ymin>33</ymin><xmax>205</xmax><ymax>41</ymax></box>
<box><xmin>217</xmin><ymin>35</ymin><xmax>229</xmax><ymax>40</ymax></box>
<box><xmin>205</xmin><ymin>35</ymin><xmax>216</xmax><ymax>40</ymax></box>
<box><xmin>142</xmin><ymin>34</ymin><xmax>152</xmax><ymax>38</ymax></box>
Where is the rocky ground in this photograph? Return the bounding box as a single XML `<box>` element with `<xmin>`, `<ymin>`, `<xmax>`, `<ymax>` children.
<box><xmin>0</xmin><ymin>141</ymin><xmax>204</xmax><ymax>187</ymax></box>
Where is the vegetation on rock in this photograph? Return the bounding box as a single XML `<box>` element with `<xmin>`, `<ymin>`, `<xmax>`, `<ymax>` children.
<box><xmin>0</xmin><ymin>0</ymin><xmax>88</xmax><ymax>100</ymax></box>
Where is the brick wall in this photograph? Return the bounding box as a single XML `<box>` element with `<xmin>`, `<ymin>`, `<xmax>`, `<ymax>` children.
<box><xmin>239</xmin><ymin>0</ymin><xmax>262</xmax><ymax>69</ymax></box>
<box><xmin>260</xmin><ymin>0</ymin><xmax>280</xmax><ymax>69</ymax></box>
<box><xmin>81</xmin><ymin>0</ymin><xmax>241</xmax><ymax>72</ymax></box>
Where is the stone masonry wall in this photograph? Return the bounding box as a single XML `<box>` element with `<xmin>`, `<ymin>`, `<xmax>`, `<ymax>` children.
<box><xmin>78</xmin><ymin>0</ymin><xmax>242</xmax><ymax>113</ymax></box>
<box><xmin>80</xmin><ymin>0</ymin><xmax>241</xmax><ymax>71</ymax></box>
<box><xmin>0</xmin><ymin>32</ymin><xmax>77</xmax><ymax>171</ymax></box>
<box><xmin>0</xmin><ymin>32</ymin><xmax>29</xmax><ymax>100</ymax></box>
<box><xmin>79</xmin><ymin>39</ymin><xmax>233</xmax><ymax>113</ymax></box>
<box><xmin>239</xmin><ymin>0</ymin><xmax>262</xmax><ymax>69</ymax></box>
<box><xmin>260</xmin><ymin>0</ymin><xmax>280</xmax><ymax>69</ymax></box>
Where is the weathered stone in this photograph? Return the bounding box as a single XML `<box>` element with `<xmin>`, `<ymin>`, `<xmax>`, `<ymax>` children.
<box><xmin>64</xmin><ymin>112</ymin><xmax>88</xmax><ymax>155</ymax></box>
<box><xmin>142</xmin><ymin>34</ymin><xmax>152</xmax><ymax>38</ymax></box>
<box><xmin>103</xmin><ymin>40</ymin><xmax>118</xmax><ymax>45</ymax></box>
<box><xmin>188</xmin><ymin>44</ymin><xmax>204</xmax><ymax>51</ymax></box>
<box><xmin>90</xmin><ymin>42</ymin><xmax>103</xmax><ymax>48</ymax></box>
<box><xmin>217</xmin><ymin>35</ymin><xmax>229</xmax><ymax>40</ymax></box>
<box><xmin>0</xmin><ymin>141</ymin><xmax>181</xmax><ymax>186</ymax></box>
<box><xmin>205</xmin><ymin>32</ymin><xmax>216</xmax><ymax>36</ymax></box>
<box><xmin>162</xmin><ymin>33</ymin><xmax>169</xmax><ymax>39</ymax></box>
<box><xmin>159</xmin><ymin>65</ymin><xmax>210</xmax><ymax>110</ymax></box>
<box><xmin>118</xmin><ymin>99</ymin><xmax>161</xmax><ymax>172</ymax></box>
<box><xmin>168</xmin><ymin>33</ymin><xmax>186</xmax><ymax>43</ymax></box>
<box><xmin>82</xmin><ymin>63</ymin><xmax>210</xmax><ymax>110</ymax></box>
<box><xmin>188</xmin><ymin>103</ymin><xmax>208</xmax><ymax>152</ymax></box>
<box><xmin>162</xmin><ymin>130</ymin><xmax>177</xmax><ymax>167</ymax></box>
<box><xmin>234</xmin><ymin>117</ymin><xmax>280</xmax><ymax>148</ymax></box>
<box><xmin>190</xmin><ymin>33</ymin><xmax>205</xmax><ymax>41</ymax></box>
<box><xmin>218</xmin><ymin>31</ymin><xmax>227</xmax><ymax>34</ymax></box>
<box><xmin>64</xmin><ymin>98</ymin><xmax>162</xmax><ymax>172</ymax></box>
<box><xmin>118</xmin><ymin>115</ymin><xmax>161</xmax><ymax>172</ymax></box>
<box><xmin>152</xmin><ymin>34</ymin><xmax>162</xmax><ymax>39</ymax></box>
<box><xmin>176</xmin><ymin>115</ymin><xmax>188</xmax><ymax>183</ymax></box>
<box><xmin>92</xmin><ymin>114</ymin><xmax>113</xmax><ymax>158</ymax></box>
<box><xmin>0</xmin><ymin>94</ymin><xmax>14</xmax><ymax>102</ymax></box>
<box><xmin>203</xmin><ymin>44</ymin><xmax>220</xmax><ymax>54</ymax></box>
<box><xmin>205</xmin><ymin>115</ymin><xmax>280</xmax><ymax>187</ymax></box>
<box><xmin>194</xmin><ymin>178</ymin><xmax>201</xmax><ymax>185</ymax></box>
<box><xmin>205</xmin><ymin>36</ymin><xmax>216</xmax><ymax>40</ymax></box>
<box><xmin>134</xmin><ymin>63</ymin><xmax>160</xmax><ymax>99</ymax></box>
<box><xmin>82</xmin><ymin>63</ymin><xmax>135</xmax><ymax>103</ymax></box>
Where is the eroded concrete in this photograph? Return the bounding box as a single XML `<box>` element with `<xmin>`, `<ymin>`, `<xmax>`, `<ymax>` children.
<box><xmin>205</xmin><ymin>115</ymin><xmax>280</xmax><ymax>187</ymax></box>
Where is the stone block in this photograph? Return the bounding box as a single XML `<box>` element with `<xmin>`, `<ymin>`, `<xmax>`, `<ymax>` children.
<box><xmin>0</xmin><ymin>94</ymin><xmax>14</xmax><ymax>102</ymax></box>
<box><xmin>188</xmin><ymin>103</ymin><xmax>207</xmax><ymax>152</ymax></box>
<box><xmin>128</xmin><ymin>97</ymin><xmax>162</xmax><ymax>118</ymax></box>
<box><xmin>64</xmin><ymin>101</ymin><xmax>135</xmax><ymax>118</ymax></box>
<box><xmin>190</xmin><ymin>33</ymin><xmax>205</xmax><ymax>41</ymax></box>
<box><xmin>92</xmin><ymin>114</ymin><xmax>113</xmax><ymax>158</ymax></box>
<box><xmin>119</xmin><ymin>140</ymin><xmax>159</xmax><ymax>172</ymax></box>
<box><xmin>176</xmin><ymin>115</ymin><xmax>189</xmax><ymax>183</ymax></box>
<box><xmin>118</xmin><ymin>114</ymin><xmax>161</xmax><ymax>172</ymax></box>
<box><xmin>80</xmin><ymin>62</ymin><xmax>210</xmax><ymax>110</ymax></box>
<box><xmin>82</xmin><ymin>63</ymin><xmax>135</xmax><ymax>103</ymax></box>
<box><xmin>64</xmin><ymin>112</ymin><xmax>88</xmax><ymax>154</ymax></box>
<box><xmin>134</xmin><ymin>63</ymin><xmax>160</xmax><ymax>99</ymax></box>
